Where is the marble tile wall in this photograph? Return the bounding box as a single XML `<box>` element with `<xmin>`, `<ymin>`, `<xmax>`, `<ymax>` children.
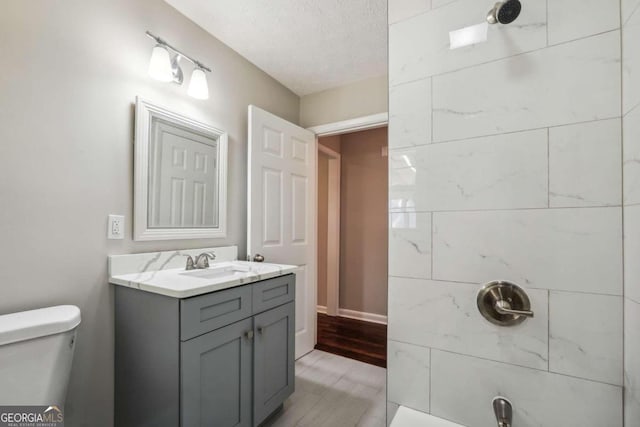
<box><xmin>625</xmin><ymin>298</ymin><xmax>640</xmax><ymax>424</ymax></box>
<box><xmin>387</xmin><ymin>0</ymin><xmax>626</xmax><ymax>425</ymax></box>
<box><xmin>430</xmin><ymin>351</ymin><xmax>622</xmax><ymax>427</ymax></box>
<box><xmin>432</xmin><ymin>208</ymin><xmax>622</xmax><ymax>294</ymax></box>
<box><xmin>549</xmin><ymin>119</ymin><xmax>622</xmax><ymax>207</ymax></box>
<box><xmin>388</xmin><ymin>278</ymin><xmax>549</xmax><ymax>370</ymax></box>
<box><xmin>547</xmin><ymin>0</ymin><xmax>620</xmax><ymax>45</ymax></box>
<box><xmin>624</xmin><ymin>0</ymin><xmax>640</xmax><ymax>425</ymax></box>
<box><xmin>432</xmin><ymin>31</ymin><xmax>620</xmax><ymax>142</ymax></box>
<box><xmin>389</xmin><ymin>130</ymin><xmax>549</xmax><ymax>211</ymax></box>
<box><xmin>623</xmin><ymin>2</ymin><xmax>640</xmax><ymax>114</ymax></box>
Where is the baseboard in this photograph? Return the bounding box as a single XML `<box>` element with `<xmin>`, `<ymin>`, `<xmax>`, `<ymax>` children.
<box><xmin>316</xmin><ymin>306</ymin><xmax>387</xmax><ymax>325</ymax></box>
<box><xmin>338</xmin><ymin>308</ymin><xmax>387</xmax><ymax>325</ymax></box>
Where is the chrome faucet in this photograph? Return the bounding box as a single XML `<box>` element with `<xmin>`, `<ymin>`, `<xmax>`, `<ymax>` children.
<box><xmin>195</xmin><ymin>252</ymin><xmax>215</xmax><ymax>268</ymax></box>
<box><xmin>493</xmin><ymin>396</ymin><xmax>513</xmax><ymax>427</ymax></box>
<box><xmin>185</xmin><ymin>252</ymin><xmax>216</xmax><ymax>270</ymax></box>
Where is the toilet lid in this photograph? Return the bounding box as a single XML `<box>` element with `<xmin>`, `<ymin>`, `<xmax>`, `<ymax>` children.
<box><xmin>0</xmin><ymin>305</ymin><xmax>81</xmax><ymax>346</ymax></box>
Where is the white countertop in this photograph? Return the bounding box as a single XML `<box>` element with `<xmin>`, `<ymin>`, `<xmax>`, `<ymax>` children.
<box><xmin>109</xmin><ymin>260</ymin><xmax>298</xmax><ymax>298</ymax></box>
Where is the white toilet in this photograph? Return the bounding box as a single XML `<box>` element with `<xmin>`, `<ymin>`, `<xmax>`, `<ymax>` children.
<box><xmin>0</xmin><ymin>305</ymin><xmax>81</xmax><ymax>405</ymax></box>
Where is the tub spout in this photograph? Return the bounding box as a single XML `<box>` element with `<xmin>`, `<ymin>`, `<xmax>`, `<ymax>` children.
<box><xmin>493</xmin><ymin>396</ymin><xmax>513</xmax><ymax>427</ymax></box>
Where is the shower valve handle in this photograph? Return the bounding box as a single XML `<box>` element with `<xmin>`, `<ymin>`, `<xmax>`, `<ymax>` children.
<box><xmin>494</xmin><ymin>300</ymin><xmax>534</xmax><ymax>318</ymax></box>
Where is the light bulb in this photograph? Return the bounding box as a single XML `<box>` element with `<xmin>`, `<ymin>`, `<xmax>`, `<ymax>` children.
<box><xmin>148</xmin><ymin>44</ymin><xmax>173</xmax><ymax>82</ymax></box>
<box><xmin>188</xmin><ymin>68</ymin><xmax>209</xmax><ymax>100</ymax></box>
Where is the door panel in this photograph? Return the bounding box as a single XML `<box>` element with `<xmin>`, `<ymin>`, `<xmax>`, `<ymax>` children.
<box><xmin>181</xmin><ymin>318</ymin><xmax>252</xmax><ymax>427</ymax></box>
<box><xmin>150</xmin><ymin>120</ymin><xmax>219</xmax><ymax>228</ymax></box>
<box><xmin>248</xmin><ymin>105</ymin><xmax>316</xmax><ymax>359</ymax></box>
<box><xmin>291</xmin><ymin>174</ymin><xmax>308</xmax><ymax>245</ymax></box>
<box><xmin>253</xmin><ymin>302</ymin><xmax>295</xmax><ymax>425</ymax></box>
<box><xmin>291</xmin><ymin>137</ymin><xmax>308</xmax><ymax>163</ymax></box>
<box><xmin>262</xmin><ymin>168</ymin><xmax>283</xmax><ymax>246</ymax></box>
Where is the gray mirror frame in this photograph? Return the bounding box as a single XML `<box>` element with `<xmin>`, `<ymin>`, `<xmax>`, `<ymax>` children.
<box><xmin>133</xmin><ymin>97</ymin><xmax>228</xmax><ymax>241</ymax></box>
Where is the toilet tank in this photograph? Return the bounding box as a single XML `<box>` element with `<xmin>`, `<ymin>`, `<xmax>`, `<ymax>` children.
<box><xmin>0</xmin><ymin>305</ymin><xmax>81</xmax><ymax>405</ymax></box>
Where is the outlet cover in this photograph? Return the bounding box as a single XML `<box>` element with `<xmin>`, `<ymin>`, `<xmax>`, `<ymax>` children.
<box><xmin>108</xmin><ymin>215</ymin><xmax>125</xmax><ymax>240</ymax></box>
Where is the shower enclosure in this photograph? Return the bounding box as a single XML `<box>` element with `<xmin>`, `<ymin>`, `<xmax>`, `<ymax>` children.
<box><xmin>387</xmin><ymin>0</ymin><xmax>638</xmax><ymax>425</ymax></box>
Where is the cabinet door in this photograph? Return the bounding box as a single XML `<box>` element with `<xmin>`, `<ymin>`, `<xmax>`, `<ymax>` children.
<box><xmin>182</xmin><ymin>317</ymin><xmax>253</xmax><ymax>427</ymax></box>
<box><xmin>253</xmin><ymin>302</ymin><xmax>295</xmax><ymax>424</ymax></box>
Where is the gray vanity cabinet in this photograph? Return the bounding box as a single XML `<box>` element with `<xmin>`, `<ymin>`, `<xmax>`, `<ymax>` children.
<box><xmin>253</xmin><ymin>302</ymin><xmax>295</xmax><ymax>425</ymax></box>
<box><xmin>114</xmin><ymin>274</ymin><xmax>295</xmax><ymax>427</ymax></box>
<box><xmin>181</xmin><ymin>317</ymin><xmax>253</xmax><ymax>427</ymax></box>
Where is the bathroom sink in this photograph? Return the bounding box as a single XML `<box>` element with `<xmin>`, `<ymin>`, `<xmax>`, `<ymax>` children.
<box><xmin>179</xmin><ymin>262</ymin><xmax>252</xmax><ymax>280</ymax></box>
<box><xmin>109</xmin><ymin>251</ymin><xmax>298</xmax><ymax>298</ymax></box>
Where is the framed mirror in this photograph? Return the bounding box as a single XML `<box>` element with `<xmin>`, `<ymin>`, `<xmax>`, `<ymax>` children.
<box><xmin>134</xmin><ymin>97</ymin><xmax>227</xmax><ymax>241</ymax></box>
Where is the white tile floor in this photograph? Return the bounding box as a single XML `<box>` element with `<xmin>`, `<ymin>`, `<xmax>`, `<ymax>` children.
<box><xmin>263</xmin><ymin>350</ymin><xmax>388</xmax><ymax>427</ymax></box>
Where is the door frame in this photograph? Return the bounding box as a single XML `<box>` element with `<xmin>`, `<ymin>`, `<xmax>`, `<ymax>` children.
<box><xmin>317</xmin><ymin>144</ymin><xmax>341</xmax><ymax>316</ymax></box>
<box><xmin>308</xmin><ymin>112</ymin><xmax>388</xmax><ymax>137</ymax></box>
<box><xmin>308</xmin><ymin>113</ymin><xmax>389</xmax><ymax>334</ymax></box>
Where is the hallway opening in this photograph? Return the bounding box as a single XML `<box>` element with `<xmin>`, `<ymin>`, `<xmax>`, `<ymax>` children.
<box><xmin>315</xmin><ymin>126</ymin><xmax>388</xmax><ymax>367</ymax></box>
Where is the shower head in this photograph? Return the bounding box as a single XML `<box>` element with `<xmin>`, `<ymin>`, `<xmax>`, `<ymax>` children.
<box><xmin>487</xmin><ymin>0</ymin><xmax>522</xmax><ymax>24</ymax></box>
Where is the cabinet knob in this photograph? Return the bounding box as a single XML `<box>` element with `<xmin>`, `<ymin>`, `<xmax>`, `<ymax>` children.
<box><xmin>253</xmin><ymin>254</ymin><xmax>265</xmax><ymax>262</ymax></box>
<box><xmin>257</xmin><ymin>327</ymin><xmax>264</xmax><ymax>335</ymax></box>
<box><xmin>244</xmin><ymin>330</ymin><xmax>254</xmax><ymax>340</ymax></box>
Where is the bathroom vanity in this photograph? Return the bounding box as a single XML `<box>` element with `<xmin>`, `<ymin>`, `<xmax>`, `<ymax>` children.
<box><xmin>109</xmin><ymin>247</ymin><xmax>298</xmax><ymax>427</ymax></box>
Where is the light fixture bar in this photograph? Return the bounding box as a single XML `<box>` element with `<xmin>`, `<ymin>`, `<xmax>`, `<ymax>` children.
<box><xmin>145</xmin><ymin>31</ymin><xmax>212</xmax><ymax>72</ymax></box>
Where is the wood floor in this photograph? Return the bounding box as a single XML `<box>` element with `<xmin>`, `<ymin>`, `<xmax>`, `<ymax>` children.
<box><xmin>315</xmin><ymin>313</ymin><xmax>387</xmax><ymax>368</ymax></box>
<box><xmin>263</xmin><ymin>350</ymin><xmax>387</xmax><ymax>427</ymax></box>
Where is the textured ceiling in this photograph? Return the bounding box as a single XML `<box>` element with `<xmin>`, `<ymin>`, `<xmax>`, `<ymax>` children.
<box><xmin>164</xmin><ymin>0</ymin><xmax>388</xmax><ymax>96</ymax></box>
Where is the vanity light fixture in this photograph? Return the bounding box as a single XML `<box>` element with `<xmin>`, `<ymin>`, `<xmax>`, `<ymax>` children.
<box><xmin>146</xmin><ymin>31</ymin><xmax>211</xmax><ymax>100</ymax></box>
<box><xmin>148</xmin><ymin>44</ymin><xmax>173</xmax><ymax>82</ymax></box>
<box><xmin>188</xmin><ymin>67</ymin><xmax>209</xmax><ymax>100</ymax></box>
<box><xmin>171</xmin><ymin>54</ymin><xmax>184</xmax><ymax>85</ymax></box>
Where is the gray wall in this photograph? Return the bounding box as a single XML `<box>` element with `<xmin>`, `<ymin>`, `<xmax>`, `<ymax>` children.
<box><xmin>340</xmin><ymin>127</ymin><xmax>388</xmax><ymax>316</ymax></box>
<box><xmin>623</xmin><ymin>0</ymin><xmax>640</xmax><ymax>424</ymax></box>
<box><xmin>387</xmin><ymin>0</ymin><xmax>624</xmax><ymax>425</ymax></box>
<box><xmin>317</xmin><ymin>130</ymin><xmax>388</xmax><ymax>316</ymax></box>
<box><xmin>299</xmin><ymin>75</ymin><xmax>388</xmax><ymax>127</ymax></box>
<box><xmin>0</xmin><ymin>1</ymin><xmax>299</xmax><ymax>425</ymax></box>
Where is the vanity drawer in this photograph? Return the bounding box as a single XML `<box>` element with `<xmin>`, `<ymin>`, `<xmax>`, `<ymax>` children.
<box><xmin>252</xmin><ymin>274</ymin><xmax>295</xmax><ymax>314</ymax></box>
<box><xmin>181</xmin><ymin>285</ymin><xmax>252</xmax><ymax>341</ymax></box>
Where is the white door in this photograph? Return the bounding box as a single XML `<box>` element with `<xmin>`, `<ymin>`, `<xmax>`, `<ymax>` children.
<box><xmin>247</xmin><ymin>105</ymin><xmax>316</xmax><ymax>359</ymax></box>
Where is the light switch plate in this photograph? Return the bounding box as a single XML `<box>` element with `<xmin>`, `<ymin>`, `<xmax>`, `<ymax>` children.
<box><xmin>108</xmin><ymin>215</ymin><xmax>125</xmax><ymax>240</ymax></box>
